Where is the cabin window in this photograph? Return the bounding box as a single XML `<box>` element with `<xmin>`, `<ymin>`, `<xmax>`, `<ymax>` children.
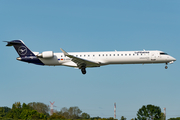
<box><xmin>125</xmin><ymin>54</ymin><xmax>127</xmax><ymax>56</ymax></box>
<box><xmin>129</xmin><ymin>54</ymin><xmax>131</xmax><ymax>56</ymax></box>
<box><xmin>80</xmin><ymin>55</ymin><xmax>82</xmax><ymax>57</ymax></box>
<box><xmin>106</xmin><ymin>54</ymin><xmax>108</xmax><ymax>56</ymax></box>
<box><xmin>121</xmin><ymin>54</ymin><xmax>123</xmax><ymax>56</ymax></box>
<box><xmin>102</xmin><ymin>54</ymin><xmax>104</xmax><ymax>56</ymax></box>
<box><xmin>84</xmin><ymin>55</ymin><xmax>86</xmax><ymax>57</ymax></box>
<box><xmin>110</xmin><ymin>54</ymin><xmax>111</xmax><ymax>56</ymax></box>
<box><xmin>99</xmin><ymin>54</ymin><xmax>100</xmax><ymax>56</ymax></box>
<box><xmin>117</xmin><ymin>54</ymin><xmax>119</xmax><ymax>56</ymax></box>
<box><xmin>88</xmin><ymin>55</ymin><xmax>90</xmax><ymax>57</ymax></box>
<box><xmin>93</xmin><ymin>55</ymin><xmax>95</xmax><ymax>57</ymax></box>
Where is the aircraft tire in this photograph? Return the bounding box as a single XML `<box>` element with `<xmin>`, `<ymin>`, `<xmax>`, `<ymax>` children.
<box><xmin>81</xmin><ymin>67</ymin><xmax>86</xmax><ymax>74</ymax></box>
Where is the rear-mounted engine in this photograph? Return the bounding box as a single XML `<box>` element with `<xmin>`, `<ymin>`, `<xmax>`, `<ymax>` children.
<box><xmin>37</xmin><ymin>51</ymin><xmax>54</xmax><ymax>58</ymax></box>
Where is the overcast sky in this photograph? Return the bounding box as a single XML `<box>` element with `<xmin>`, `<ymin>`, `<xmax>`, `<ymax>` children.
<box><xmin>1</xmin><ymin>1</ymin><xmax>180</xmax><ymax>119</ymax></box>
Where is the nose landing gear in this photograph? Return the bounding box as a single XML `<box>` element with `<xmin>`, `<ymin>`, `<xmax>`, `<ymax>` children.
<box><xmin>165</xmin><ymin>66</ymin><xmax>168</xmax><ymax>69</ymax></box>
<box><xmin>165</xmin><ymin>63</ymin><xmax>168</xmax><ymax>69</ymax></box>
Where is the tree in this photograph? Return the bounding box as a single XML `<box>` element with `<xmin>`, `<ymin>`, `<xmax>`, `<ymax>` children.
<box><xmin>161</xmin><ymin>113</ymin><xmax>166</xmax><ymax>120</ymax></box>
<box><xmin>49</xmin><ymin>113</ymin><xmax>65</xmax><ymax>119</ymax></box>
<box><xmin>0</xmin><ymin>107</ymin><xmax>11</xmax><ymax>118</ymax></box>
<box><xmin>6</xmin><ymin>102</ymin><xmax>47</xmax><ymax>119</ymax></box>
<box><xmin>6</xmin><ymin>102</ymin><xmax>23</xmax><ymax>119</ymax></box>
<box><xmin>22</xmin><ymin>103</ymin><xmax>31</xmax><ymax>110</ymax></box>
<box><xmin>136</xmin><ymin>104</ymin><xmax>161</xmax><ymax>120</ymax></box>
<box><xmin>68</xmin><ymin>106</ymin><xmax>82</xmax><ymax>119</ymax></box>
<box><xmin>28</xmin><ymin>102</ymin><xmax>49</xmax><ymax>116</ymax></box>
<box><xmin>58</xmin><ymin>107</ymin><xmax>69</xmax><ymax>118</ymax></box>
<box><xmin>12</xmin><ymin>102</ymin><xmax>21</xmax><ymax>109</ymax></box>
<box><xmin>91</xmin><ymin>116</ymin><xmax>101</xmax><ymax>119</ymax></box>
<box><xmin>107</xmin><ymin>117</ymin><xmax>115</xmax><ymax>120</ymax></box>
<box><xmin>168</xmin><ymin>118</ymin><xmax>180</xmax><ymax>120</ymax></box>
<box><xmin>120</xmin><ymin>116</ymin><xmax>127</xmax><ymax>120</ymax></box>
<box><xmin>58</xmin><ymin>106</ymin><xmax>82</xmax><ymax>119</ymax></box>
<box><xmin>19</xmin><ymin>109</ymin><xmax>47</xmax><ymax>119</ymax></box>
<box><xmin>81</xmin><ymin>112</ymin><xmax>90</xmax><ymax>119</ymax></box>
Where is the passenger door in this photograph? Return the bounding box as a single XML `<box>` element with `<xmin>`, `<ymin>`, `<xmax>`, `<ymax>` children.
<box><xmin>151</xmin><ymin>52</ymin><xmax>156</xmax><ymax>61</ymax></box>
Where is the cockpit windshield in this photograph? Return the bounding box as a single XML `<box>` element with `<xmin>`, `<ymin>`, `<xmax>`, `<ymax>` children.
<box><xmin>160</xmin><ymin>52</ymin><xmax>168</xmax><ymax>55</ymax></box>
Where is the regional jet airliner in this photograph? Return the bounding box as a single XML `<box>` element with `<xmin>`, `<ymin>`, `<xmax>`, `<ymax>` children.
<box><xmin>5</xmin><ymin>40</ymin><xmax>176</xmax><ymax>74</ymax></box>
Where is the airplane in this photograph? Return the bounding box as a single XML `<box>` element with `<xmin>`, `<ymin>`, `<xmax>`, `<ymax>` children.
<box><xmin>4</xmin><ymin>40</ymin><xmax>176</xmax><ymax>74</ymax></box>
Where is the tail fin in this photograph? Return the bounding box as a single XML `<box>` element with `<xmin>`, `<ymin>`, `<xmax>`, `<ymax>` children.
<box><xmin>5</xmin><ymin>40</ymin><xmax>35</xmax><ymax>57</ymax></box>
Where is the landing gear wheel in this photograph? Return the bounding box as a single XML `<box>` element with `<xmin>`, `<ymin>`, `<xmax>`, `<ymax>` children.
<box><xmin>81</xmin><ymin>67</ymin><xmax>86</xmax><ymax>74</ymax></box>
<box><xmin>165</xmin><ymin>66</ymin><xmax>168</xmax><ymax>69</ymax></box>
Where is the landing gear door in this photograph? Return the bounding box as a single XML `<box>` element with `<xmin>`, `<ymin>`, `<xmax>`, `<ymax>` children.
<box><xmin>151</xmin><ymin>52</ymin><xmax>156</xmax><ymax>61</ymax></box>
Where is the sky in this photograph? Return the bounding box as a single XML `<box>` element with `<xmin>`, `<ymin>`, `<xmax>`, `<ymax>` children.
<box><xmin>0</xmin><ymin>0</ymin><xmax>180</xmax><ymax>119</ymax></box>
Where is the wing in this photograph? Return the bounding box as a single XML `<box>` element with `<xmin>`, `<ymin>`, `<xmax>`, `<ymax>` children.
<box><xmin>60</xmin><ymin>48</ymin><xmax>100</xmax><ymax>68</ymax></box>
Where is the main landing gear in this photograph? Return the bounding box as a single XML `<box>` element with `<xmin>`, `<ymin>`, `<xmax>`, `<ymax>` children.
<box><xmin>165</xmin><ymin>63</ymin><xmax>168</xmax><ymax>69</ymax></box>
<box><xmin>81</xmin><ymin>67</ymin><xmax>86</xmax><ymax>74</ymax></box>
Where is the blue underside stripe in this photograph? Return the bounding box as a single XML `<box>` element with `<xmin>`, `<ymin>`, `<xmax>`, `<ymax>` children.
<box><xmin>20</xmin><ymin>57</ymin><xmax>44</xmax><ymax>65</ymax></box>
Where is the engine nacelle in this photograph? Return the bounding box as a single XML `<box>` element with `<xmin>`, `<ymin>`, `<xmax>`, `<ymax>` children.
<box><xmin>37</xmin><ymin>51</ymin><xmax>54</xmax><ymax>58</ymax></box>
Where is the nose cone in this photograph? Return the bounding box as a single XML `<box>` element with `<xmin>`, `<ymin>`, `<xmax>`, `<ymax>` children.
<box><xmin>170</xmin><ymin>56</ymin><xmax>176</xmax><ymax>62</ymax></box>
<box><xmin>172</xmin><ymin>57</ymin><xmax>176</xmax><ymax>61</ymax></box>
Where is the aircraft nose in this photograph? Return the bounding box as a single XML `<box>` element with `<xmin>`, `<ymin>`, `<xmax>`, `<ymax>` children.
<box><xmin>171</xmin><ymin>56</ymin><xmax>176</xmax><ymax>61</ymax></box>
<box><xmin>168</xmin><ymin>56</ymin><xmax>176</xmax><ymax>64</ymax></box>
<box><xmin>173</xmin><ymin>57</ymin><xmax>176</xmax><ymax>61</ymax></box>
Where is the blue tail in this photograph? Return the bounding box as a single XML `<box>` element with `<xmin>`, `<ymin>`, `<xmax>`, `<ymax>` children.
<box><xmin>5</xmin><ymin>40</ymin><xmax>35</xmax><ymax>57</ymax></box>
<box><xmin>5</xmin><ymin>40</ymin><xmax>44</xmax><ymax>65</ymax></box>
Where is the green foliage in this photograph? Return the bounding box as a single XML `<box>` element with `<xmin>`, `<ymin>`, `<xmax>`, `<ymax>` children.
<box><xmin>28</xmin><ymin>102</ymin><xmax>49</xmax><ymax>116</ymax></box>
<box><xmin>81</xmin><ymin>112</ymin><xmax>90</xmax><ymax>119</ymax></box>
<box><xmin>168</xmin><ymin>117</ymin><xmax>180</xmax><ymax>120</ymax></box>
<box><xmin>19</xmin><ymin>109</ymin><xmax>47</xmax><ymax>119</ymax></box>
<box><xmin>6</xmin><ymin>107</ymin><xmax>22</xmax><ymax>119</ymax></box>
<box><xmin>58</xmin><ymin>106</ymin><xmax>82</xmax><ymax>119</ymax></box>
<box><xmin>120</xmin><ymin>116</ymin><xmax>126</xmax><ymax>120</ymax></box>
<box><xmin>0</xmin><ymin>107</ymin><xmax>11</xmax><ymax>118</ymax></box>
<box><xmin>2</xmin><ymin>102</ymin><xmax>120</xmax><ymax>120</ymax></box>
<box><xmin>106</xmin><ymin>117</ymin><xmax>115</xmax><ymax>120</ymax></box>
<box><xmin>49</xmin><ymin>113</ymin><xmax>65</xmax><ymax>119</ymax></box>
<box><xmin>5</xmin><ymin>102</ymin><xmax>47</xmax><ymax>119</ymax></box>
<box><xmin>161</xmin><ymin>113</ymin><xmax>166</xmax><ymax>120</ymax></box>
<box><xmin>136</xmin><ymin>104</ymin><xmax>161</xmax><ymax>120</ymax></box>
<box><xmin>90</xmin><ymin>117</ymin><xmax>116</xmax><ymax>120</ymax></box>
<box><xmin>12</xmin><ymin>102</ymin><xmax>21</xmax><ymax>109</ymax></box>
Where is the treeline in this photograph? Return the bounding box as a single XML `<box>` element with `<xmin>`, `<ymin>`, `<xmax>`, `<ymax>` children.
<box><xmin>0</xmin><ymin>102</ymin><xmax>115</xmax><ymax>120</ymax></box>
<box><xmin>1</xmin><ymin>102</ymin><xmax>180</xmax><ymax>120</ymax></box>
<box><xmin>0</xmin><ymin>102</ymin><xmax>48</xmax><ymax>119</ymax></box>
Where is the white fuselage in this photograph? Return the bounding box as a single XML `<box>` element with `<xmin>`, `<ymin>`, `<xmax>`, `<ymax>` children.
<box><xmin>6</xmin><ymin>40</ymin><xmax>176</xmax><ymax>74</ymax></box>
<box><xmin>38</xmin><ymin>50</ymin><xmax>176</xmax><ymax>68</ymax></box>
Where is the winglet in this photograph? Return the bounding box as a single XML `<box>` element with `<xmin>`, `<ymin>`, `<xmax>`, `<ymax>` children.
<box><xmin>60</xmin><ymin>48</ymin><xmax>69</xmax><ymax>56</ymax></box>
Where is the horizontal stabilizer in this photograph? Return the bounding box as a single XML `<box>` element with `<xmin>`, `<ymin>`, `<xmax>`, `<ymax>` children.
<box><xmin>4</xmin><ymin>40</ymin><xmax>35</xmax><ymax>57</ymax></box>
<box><xmin>4</xmin><ymin>40</ymin><xmax>22</xmax><ymax>46</ymax></box>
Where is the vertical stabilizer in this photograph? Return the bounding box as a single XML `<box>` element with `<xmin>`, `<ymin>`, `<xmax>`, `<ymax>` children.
<box><xmin>5</xmin><ymin>40</ymin><xmax>35</xmax><ymax>57</ymax></box>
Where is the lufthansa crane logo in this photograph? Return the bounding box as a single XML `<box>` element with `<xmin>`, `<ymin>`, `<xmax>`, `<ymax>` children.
<box><xmin>18</xmin><ymin>46</ymin><xmax>27</xmax><ymax>55</ymax></box>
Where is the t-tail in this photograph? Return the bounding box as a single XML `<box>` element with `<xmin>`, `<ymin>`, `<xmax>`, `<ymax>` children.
<box><xmin>4</xmin><ymin>40</ymin><xmax>44</xmax><ymax>65</ymax></box>
<box><xmin>5</xmin><ymin>40</ymin><xmax>35</xmax><ymax>57</ymax></box>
